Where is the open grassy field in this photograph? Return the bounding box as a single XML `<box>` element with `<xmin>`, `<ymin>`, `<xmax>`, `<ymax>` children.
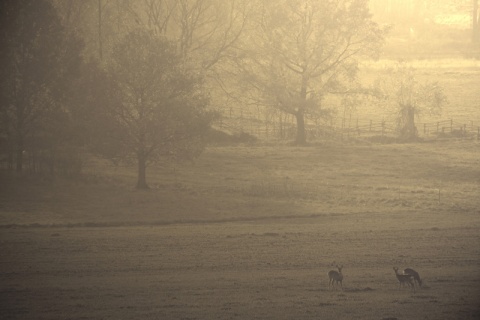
<box><xmin>359</xmin><ymin>59</ymin><xmax>480</xmax><ymax>125</ymax></box>
<box><xmin>219</xmin><ymin>59</ymin><xmax>480</xmax><ymax>141</ymax></box>
<box><xmin>1</xmin><ymin>140</ymin><xmax>479</xmax><ymax>319</ymax></box>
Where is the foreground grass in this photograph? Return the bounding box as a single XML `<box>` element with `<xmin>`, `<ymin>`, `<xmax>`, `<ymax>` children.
<box><xmin>1</xmin><ymin>220</ymin><xmax>479</xmax><ymax>319</ymax></box>
<box><xmin>1</xmin><ymin>140</ymin><xmax>478</xmax><ymax>227</ymax></box>
<box><xmin>1</xmin><ymin>141</ymin><xmax>479</xmax><ymax>319</ymax></box>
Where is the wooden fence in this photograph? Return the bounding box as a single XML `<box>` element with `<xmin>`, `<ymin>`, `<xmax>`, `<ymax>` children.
<box><xmin>215</xmin><ymin>107</ymin><xmax>480</xmax><ymax>142</ymax></box>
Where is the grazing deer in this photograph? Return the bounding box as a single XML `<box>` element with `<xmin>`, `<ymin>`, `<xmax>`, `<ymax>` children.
<box><xmin>393</xmin><ymin>267</ymin><xmax>415</xmax><ymax>292</ymax></box>
<box><xmin>328</xmin><ymin>265</ymin><xmax>343</xmax><ymax>290</ymax></box>
<box><xmin>404</xmin><ymin>268</ymin><xmax>422</xmax><ymax>287</ymax></box>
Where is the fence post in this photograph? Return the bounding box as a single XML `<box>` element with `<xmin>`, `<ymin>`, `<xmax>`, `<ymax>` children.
<box><xmin>450</xmin><ymin>119</ymin><xmax>453</xmax><ymax>133</ymax></box>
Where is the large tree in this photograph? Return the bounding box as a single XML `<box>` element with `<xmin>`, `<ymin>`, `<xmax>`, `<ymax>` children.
<box><xmin>0</xmin><ymin>0</ymin><xmax>83</xmax><ymax>172</ymax></box>
<box><xmin>106</xmin><ymin>30</ymin><xmax>213</xmax><ymax>189</ymax></box>
<box><xmin>237</xmin><ymin>0</ymin><xmax>385</xmax><ymax>144</ymax></box>
<box><xmin>54</xmin><ymin>0</ymin><xmax>253</xmax><ymax>132</ymax></box>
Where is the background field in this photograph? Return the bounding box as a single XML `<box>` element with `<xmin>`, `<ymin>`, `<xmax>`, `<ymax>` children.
<box><xmin>1</xmin><ymin>140</ymin><xmax>479</xmax><ymax>319</ymax></box>
<box><xmin>215</xmin><ymin>60</ymin><xmax>480</xmax><ymax>142</ymax></box>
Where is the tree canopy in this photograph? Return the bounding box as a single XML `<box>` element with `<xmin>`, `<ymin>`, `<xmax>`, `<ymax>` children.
<box><xmin>234</xmin><ymin>0</ymin><xmax>386</xmax><ymax>144</ymax></box>
<box><xmin>0</xmin><ymin>0</ymin><xmax>83</xmax><ymax>172</ymax></box>
<box><xmin>105</xmin><ymin>30</ymin><xmax>214</xmax><ymax>188</ymax></box>
<box><xmin>375</xmin><ymin>63</ymin><xmax>447</xmax><ymax>141</ymax></box>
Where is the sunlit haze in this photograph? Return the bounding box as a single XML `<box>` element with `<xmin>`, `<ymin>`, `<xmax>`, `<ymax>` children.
<box><xmin>1</xmin><ymin>0</ymin><xmax>479</xmax><ymax>319</ymax></box>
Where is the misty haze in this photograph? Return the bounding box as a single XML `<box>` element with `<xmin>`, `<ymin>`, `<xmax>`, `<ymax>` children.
<box><xmin>1</xmin><ymin>0</ymin><xmax>479</xmax><ymax>319</ymax></box>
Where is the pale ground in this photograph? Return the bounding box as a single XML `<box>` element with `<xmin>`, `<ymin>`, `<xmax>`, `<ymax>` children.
<box><xmin>1</xmin><ymin>141</ymin><xmax>479</xmax><ymax>319</ymax></box>
<box><xmin>1</xmin><ymin>210</ymin><xmax>479</xmax><ymax>319</ymax></box>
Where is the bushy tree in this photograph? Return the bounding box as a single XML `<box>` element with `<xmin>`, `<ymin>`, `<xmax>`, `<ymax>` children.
<box><xmin>376</xmin><ymin>64</ymin><xmax>447</xmax><ymax>141</ymax></box>
<box><xmin>105</xmin><ymin>30</ymin><xmax>214</xmax><ymax>188</ymax></box>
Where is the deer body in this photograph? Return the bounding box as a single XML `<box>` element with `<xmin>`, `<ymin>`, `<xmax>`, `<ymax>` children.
<box><xmin>393</xmin><ymin>267</ymin><xmax>415</xmax><ymax>292</ymax></box>
<box><xmin>404</xmin><ymin>268</ymin><xmax>422</xmax><ymax>287</ymax></box>
<box><xmin>328</xmin><ymin>265</ymin><xmax>343</xmax><ymax>290</ymax></box>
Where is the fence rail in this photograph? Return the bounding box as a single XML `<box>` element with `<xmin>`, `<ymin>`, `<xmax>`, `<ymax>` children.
<box><xmin>214</xmin><ymin>107</ymin><xmax>480</xmax><ymax>142</ymax></box>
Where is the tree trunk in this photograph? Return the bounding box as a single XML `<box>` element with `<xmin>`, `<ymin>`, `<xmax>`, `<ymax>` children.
<box><xmin>15</xmin><ymin>133</ymin><xmax>24</xmax><ymax>173</ymax></box>
<box><xmin>407</xmin><ymin>106</ymin><xmax>417</xmax><ymax>140</ymax></box>
<box><xmin>295</xmin><ymin>74</ymin><xmax>308</xmax><ymax>145</ymax></box>
<box><xmin>474</xmin><ymin>0</ymin><xmax>479</xmax><ymax>44</ymax></box>
<box><xmin>15</xmin><ymin>145</ymin><xmax>23</xmax><ymax>173</ymax></box>
<box><xmin>401</xmin><ymin>106</ymin><xmax>417</xmax><ymax>141</ymax></box>
<box><xmin>98</xmin><ymin>0</ymin><xmax>103</xmax><ymax>61</ymax></box>
<box><xmin>295</xmin><ymin>110</ymin><xmax>306</xmax><ymax>145</ymax></box>
<box><xmin>136</xmin><ymin>151</ymin><xmax>149</xmax><ymax>189</ymax></box>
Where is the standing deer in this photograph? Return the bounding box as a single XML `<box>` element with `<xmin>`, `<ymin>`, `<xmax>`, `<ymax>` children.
<box><xmin>404</xmin><ymin>268</ymin><xmax>422</xmax><ymax>287</ymax></box>
<box><xmin>393</xmin><ymin>267</ymin><xmax>415</xmax><ymax>292</ymax></box>
<box><xmin>328</xmin><ymin>265</ymin><xmax>343</xmax><ymax>290</ymax></box>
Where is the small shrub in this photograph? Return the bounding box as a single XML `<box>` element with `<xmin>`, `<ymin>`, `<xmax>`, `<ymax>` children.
<box><xmin>207</xmin><ymin>128</ymin><xmax>257</xmax><ymax>145</ymax></box>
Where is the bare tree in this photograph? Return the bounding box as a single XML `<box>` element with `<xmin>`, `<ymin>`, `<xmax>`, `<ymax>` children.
<box><xmin>131</xmin><ymin>0</ymin><xmax>255</xmax><ymax>129</ymax></box>
<box><xmin>236</xmin><ymin>0</ymin><xmax>385</xmax><ymax>144</ymax></box>
<box><xmin>143</xmin><ymin>0</ymin><xmax>177</xmax><ymax>36</ymax></box>
<box><xmin>131</xmin><ymin>0</ymin><xmax>251</xmax><ymax>72</ymax></box>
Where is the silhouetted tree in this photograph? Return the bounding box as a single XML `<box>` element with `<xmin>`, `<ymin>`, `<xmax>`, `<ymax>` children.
<box><xmin>106</xmin><ymin>30</ymin><xmax>214</xmax><ymax>189</ymax></box>
<box><xmin>0</xmin><ymin>0</ymin><xmax>83</xmax><ymax>172</ymax></box>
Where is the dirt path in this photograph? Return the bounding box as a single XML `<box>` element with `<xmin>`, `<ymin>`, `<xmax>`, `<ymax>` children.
<box><xmin>1</xmin><ymin>216</ymin><xmax>479</xmax><ymax>320</ymax></box>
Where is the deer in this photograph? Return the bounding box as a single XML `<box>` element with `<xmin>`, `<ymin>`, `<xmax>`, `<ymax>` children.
<box><xmin>328</xmin><ymin>265</ymin><xmax>343</xmax><ymax>290</ymax></box>
<box><xmin>403</xmin><ymin>268</ymin><xmax>422</xmax><ymax>287</ymax></box>
<box><xmin>393</xmin><ymin>267</ymin><xmax>415</xmax><ymax>292</ymax></box>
